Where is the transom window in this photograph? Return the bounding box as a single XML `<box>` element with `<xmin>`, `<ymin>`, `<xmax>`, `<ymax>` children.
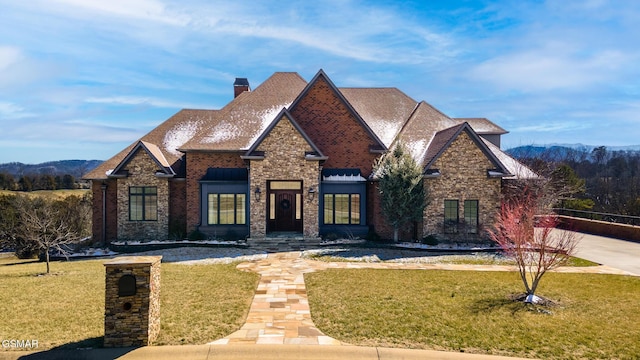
<box><xmin>324</xmin><ymin>194</ymin><xmax>360</xmax><ymax>225</ymax></box>
<box><xmin>129</xmin><ymin>186</ymin><xmax>158</xmax><ymax>221</ymax></box>
<box><xmin>269</xmin><ymin>181</ymin><xmax>302</xmax><ymax>190</ymax></box>
<box><xmin>208</xmin><ymin>193</ymin><xmax>246</xmax><ymax>225</ymax></box>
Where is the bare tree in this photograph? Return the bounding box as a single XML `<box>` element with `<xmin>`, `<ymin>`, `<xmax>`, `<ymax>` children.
<box><xmin>489</xmin><ymin>189</ymin><xmax>581</xmax><ymax>303</ymax></box>
<box><xmin>15</xmin><ymin>195</ymin><xmax>86</xmax><ymax>274</ymax></box>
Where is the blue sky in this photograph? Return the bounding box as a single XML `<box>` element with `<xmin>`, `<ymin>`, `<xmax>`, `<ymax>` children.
<box><xmin>1</xmin><ymin>0</ymin><xmax>639</xmax><ymax>163</ymax></box>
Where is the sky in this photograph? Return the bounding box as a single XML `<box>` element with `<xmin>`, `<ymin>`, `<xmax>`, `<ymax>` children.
<box><xmin>1</xmin><ymin>0</ymin><xmax>639</xmax><ymax>164</ymax></box>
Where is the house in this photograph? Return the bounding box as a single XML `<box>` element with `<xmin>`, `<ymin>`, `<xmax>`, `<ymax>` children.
<box><xmin>84</xmin><ymin>70</ymin><xmax>536</xmax><ymax>245</ymax></box>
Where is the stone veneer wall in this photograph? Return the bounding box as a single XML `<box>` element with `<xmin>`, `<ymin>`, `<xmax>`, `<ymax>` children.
<box><xmin>424</xmin><ymin>132</ymin><xmax>501</xmax><ymax>242</ymax></box>
<box><xmin>116</xmin><ymin>150</ymin><xmax>170</xmax><ymax>240</ymax></box>
<box><xmin>249</xmin><ymin>118</ymin><xmax>321</xmax><ymax>237</ymax></box>
<box><xmin>104</xmin><ymin>256</ymin><xmax>161</xmax><ymax>347</ymax></box>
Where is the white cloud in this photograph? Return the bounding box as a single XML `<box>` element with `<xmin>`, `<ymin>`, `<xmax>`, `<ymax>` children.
<box><xmin>469</xmin><ymin>48</ymin><xmax>630</xmax><ymax>92</ymax></box>
<box><xmin>184</xmin><ymin>2</ymin><xmax>455</xmax><ymax>65</ymax></box>
<box><xmin>84</xmin><ymin>96</ymin><xmax>210</xmax><ymax>109</ymax></box>
<box><xmin>1</xmin><ymin>118</ymin><xmax>145</xmax><ymax>144</ymax></box>
<box><xmin>51</xmin><ymin>0</ymin><xmax>190</xmax><ymax>26</ymax></box>
<box><xmin>0</xmin><ymin>46</ymin><xmax>22</xmax><ymax>71</ymax></box>
<box><xmin>0</xmin><ymin>102</ymin><xmax>36</xmax><ymax>119</ymax></box>
<box><xmin>511</xmin><ymin>122</ymin><xmax>589</xmax><ymax>133</ymax></box>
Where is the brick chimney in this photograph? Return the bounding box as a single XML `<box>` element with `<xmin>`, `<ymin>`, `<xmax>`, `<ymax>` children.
<box><xmin>234</xmin><ymin>78</ymin><xmax>250</xmax><ymax>98</ymax></box>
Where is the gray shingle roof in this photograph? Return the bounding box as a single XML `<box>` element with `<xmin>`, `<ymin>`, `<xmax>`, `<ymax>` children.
<box><xmin>453</xmin><ymin>118</ymin><xmax>508</xmax><ymax>135</ymax></box>
<box><xmin>85</xmin><ymin>70</ymin><xmax>528</xmax><ymax>180</ymax></box>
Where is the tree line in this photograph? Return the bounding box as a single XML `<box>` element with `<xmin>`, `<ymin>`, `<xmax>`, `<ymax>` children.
<box><xmin>0</xmin><ymin>172</ymin><xmax>79</xmax><ymax>191</ymax></box>
<box><xmin>514</xmin><ymin>146</ymin><xmax>640</xmax><ymax>217</ymax></box>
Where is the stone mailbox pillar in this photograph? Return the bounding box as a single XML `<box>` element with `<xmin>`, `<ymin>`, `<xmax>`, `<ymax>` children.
<box><xmin>104</xmin><ymin>256</ymin><xmax>162</xmax><ymax>347</ymax></box>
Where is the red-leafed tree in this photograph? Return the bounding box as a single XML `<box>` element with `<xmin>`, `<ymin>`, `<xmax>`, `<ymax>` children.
<box><xmin>489</xmin><ymin>189</ymin><xmax>581</xmax><ymax>303</ymax></box>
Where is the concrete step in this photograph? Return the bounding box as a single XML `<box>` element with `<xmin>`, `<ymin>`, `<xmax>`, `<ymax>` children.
<box><xmin>246</xmin><ymin>236</ymin><xmax>323</xmax><ymax>251</ymax></box>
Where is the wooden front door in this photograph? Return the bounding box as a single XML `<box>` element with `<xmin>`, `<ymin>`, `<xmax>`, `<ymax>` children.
<box><xmin>267</xmin><ymin>181</ymin><xmax>303</xmax><ymax>233</ymax></box>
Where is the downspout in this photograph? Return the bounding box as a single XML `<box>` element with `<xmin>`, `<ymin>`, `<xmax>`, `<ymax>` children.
<box><xmin>101</xmin><ymin>182</ymin><xmax>107</xmax><ymax>247</ymax></box>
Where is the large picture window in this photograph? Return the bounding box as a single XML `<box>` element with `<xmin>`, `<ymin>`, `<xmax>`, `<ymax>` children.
<box><xmin>129</xmin><ymin>186</ymin><xmax>158</xmax><ymax>221</ymax></box>
<box><xmin>464</xmin><ymin>200</ymin><xmax>479</xmax><ymax>233</ymax></box>
<box><xmin>208</xmin><ymin>193</ymin><xmax>246</xmax><ymax>225</ymax></box>
<box><xmin>324</xmin><ymin>194</ymin><xmax>360</xmax><ymax>225</ymax></box>
<box><xmin>444</xmin><ymin>199</ymin><xmax>459</xmax><ymax>234</ymax></box>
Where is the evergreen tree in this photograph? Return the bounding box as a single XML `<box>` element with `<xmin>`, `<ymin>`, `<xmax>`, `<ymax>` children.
<box><xmin>373</xmin><ymin>143</ymin><xmax>428</xmax><ymax>242</ymax></box>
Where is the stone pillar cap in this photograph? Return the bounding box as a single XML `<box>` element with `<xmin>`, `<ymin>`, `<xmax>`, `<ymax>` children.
<box><xmin>104</xmin><ymin>256</ymin><xmax>162</xmax><ymax>267</ymax></box>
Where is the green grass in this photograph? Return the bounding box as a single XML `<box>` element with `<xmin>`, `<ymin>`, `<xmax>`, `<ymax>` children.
<box><xmin>439</xmin><ymin>255</ymin><xmax>599</xmax><ymax>267</ymax></box>
<box><xmin>0</xmin><ymin>256</ymin><xmax>258</xmax><ymax>350</ymax></box>
<box><xmin>155</xmin><ymin>263</ymin><xmax>259</xmax><ymax>346</ymax></box>
<box><xmin>306</xmin><ymin>252</ymin><xmax>599</xmax><ymax>267</ymax></box>
<box><xmin>306</xmin><ymin>269</ymin><xmax>640</xmax><ymax>359</ymax></box>
<box><xmin>565</xmin><ymin>256</ymin><xmax>600</xmax><ymax>267</ymax></box>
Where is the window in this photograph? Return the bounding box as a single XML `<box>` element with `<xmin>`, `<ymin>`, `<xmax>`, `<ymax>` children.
<box><xmin>324</xmin><ymin>194</ymin><xmax>360</xmax><ymax>225</ymax></box>
<box><xmin>464</xmin><ymin>200</ymin><xmax>479</xmax><ymax>234</ymax></box>
<box><xmin>208</xmin><ymin>193</ymin><xmax>246</xmax><ymax>225</ymax></box>
<box><xmin>444</xmin><ymin>200</ymin><xmax>458</xmax><ymax>233</ymax></box>
<box><xmin>129</xmin><ymin>187</ymin><xmax>157</xmax><ymax>221</ymax></box>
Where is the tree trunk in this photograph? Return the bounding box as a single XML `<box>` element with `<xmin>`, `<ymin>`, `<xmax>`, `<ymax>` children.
<box><xmin>393</xmin><ymin>227</ymin><xmax>399</xmax><ymax>242</ymax></box>
<box><xmin>45</xmin><ymin>249</ymin><xmax>50</xmax><ymax>274</ymax></box>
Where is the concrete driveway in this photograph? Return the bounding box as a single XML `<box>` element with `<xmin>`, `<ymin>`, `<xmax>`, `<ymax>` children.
<box><xmin>570</xmin><ymin>231</ymin><xmax>640</xmax><ymax>276</ymax></box>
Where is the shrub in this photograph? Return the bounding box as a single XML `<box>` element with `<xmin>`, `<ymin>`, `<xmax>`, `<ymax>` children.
<box><xmin>187</xmin><ymin>229</ymin><xmax>207</xmax><ymax>241</ymax></box>
<box><xmin>422</xmin><ymin>235</ymin><xmax>439</xmax><ymax>246</ymax></box>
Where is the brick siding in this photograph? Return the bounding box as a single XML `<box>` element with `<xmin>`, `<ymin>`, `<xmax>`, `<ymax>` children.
<box><xmin>290</xmin><ymin>76</ymin><xmax>379</xmax><ymax>177</ymax></box>
<box><xmin>184</xmin><ymin>152</ymin><xmax>246</xmax><ymax>232</ymax></box>
<box><xmin>92</xmin><ymin>179</ymin><xmax>118</xmax><ymax>245</ymax></box>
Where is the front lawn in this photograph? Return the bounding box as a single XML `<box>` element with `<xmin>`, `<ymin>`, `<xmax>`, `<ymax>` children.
<box><xmin>0</xmin><ymin>256</ymin><xmax>258</xmax><ymax>350</ymax></box>
<box><xmin>306</xmin><ymin>269</ymin><xmax>640</xmax><ymax>359</ymax></box>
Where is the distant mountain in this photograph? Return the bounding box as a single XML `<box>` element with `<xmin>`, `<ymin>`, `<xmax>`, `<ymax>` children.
<box><xmin>0</xmin><ymin>160</ymin><xmax>103</xmax><ymax>178</ymax></box>
<box><xmin>543</xmin><ymin>143</ymin><xmax>640</xmax><ymax>152</ymax></box>
<box><xmin>506</xmin><ymin>144</ymin><xmax>640</xmax><ymax>161</ymax></box>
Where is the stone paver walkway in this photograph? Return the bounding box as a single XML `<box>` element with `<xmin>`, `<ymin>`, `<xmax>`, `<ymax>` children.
<box><xmin>209</xmin><ymin>250</ymin><xmax>636</xmax><ymax>346</ymax></box>
<box><xmin>210</xmin><ymin>252</ymin><xmax>342</xmax><ymax>345</ymax></box>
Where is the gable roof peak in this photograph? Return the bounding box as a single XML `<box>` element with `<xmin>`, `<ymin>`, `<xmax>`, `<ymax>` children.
<box><xmin>422</xmin><ymin>122</ymin><xmax>511</xmax><ymax>176</ymax></box>
<box><xmin>109</xmin><ymin>140</ymin><xmax>176</xmax><ymax>178</ymax></box>
<box><xmin>289</xmin><ymin>69</ymin><xmax>388</xmax><ymax>151</ymax></box>
<box><xmin>243</xmin><ymin>108</ymin><xmax>326</xmax><ymax>160</ymax></box>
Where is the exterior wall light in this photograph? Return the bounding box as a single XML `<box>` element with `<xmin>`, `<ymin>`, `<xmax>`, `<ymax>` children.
<box><xmin>308</xmin><ymin>187</ymin><xmax>316</xmax><ymax>201</ymax></box>
<box><xmin>254</xmin><ymin>186</ymin><xmax>261</xmax><ymax>201</ymax></box>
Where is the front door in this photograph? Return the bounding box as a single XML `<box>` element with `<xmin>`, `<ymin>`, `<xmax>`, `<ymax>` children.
<box><xmin>267</xmin><ymin>181</ymin><xmax>303</xmax><ymax>233</ymax></box>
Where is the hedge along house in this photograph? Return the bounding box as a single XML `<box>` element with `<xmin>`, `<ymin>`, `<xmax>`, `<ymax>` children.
<box><xmin>84</xmin><ymin>70</ymin><xmax>537</xmax><ymax>246</ymax></box>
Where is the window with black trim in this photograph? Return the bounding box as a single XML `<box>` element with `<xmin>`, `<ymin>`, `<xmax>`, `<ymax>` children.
<box><xmin>464</xmin><ymin>200</ymin><xmax>479</xmax><ymax>233</ymax></box>
<box><xmin>324</xmin><ymin>193</ymin><xmax>360</xmax><ymax>225</ymax></box>
<box><xmin>129</xmin><ymin>186</ymin><xmax>158</xmax><ymax>221</ymax></box>
<box><xmin>208</xmin><ymin>193</ymin><xmax>246</xmax><ymax>225</ymax></box>
<box><xmin>444</xmin><ymin>199</ymin><xmax>458</xmax><ymax>233</ymax></box>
